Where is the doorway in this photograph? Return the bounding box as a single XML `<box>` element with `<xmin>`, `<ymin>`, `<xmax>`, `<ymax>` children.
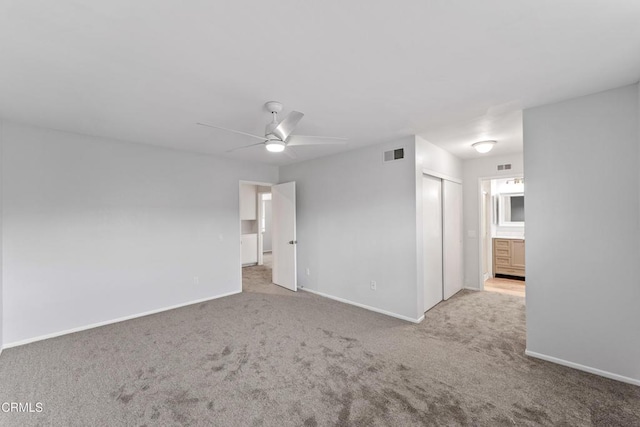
<box><xmin>239</xmin><ymin>180</ymin><xmax>298</xmax><ymax>294</ymax></box>
<box><xmin>258</xmin><ymin>191</ymin><xmax>272</xmax><ymax>268</ymax></box>
<box><xmin>423</xmin><ymin>173</ymin><xmax>463</xmax><ymax>313</ymax></box>
<box><xmin>479</xmin><ymin>177</ymin><xmax>525</xmax><ymax>297</ymax></box>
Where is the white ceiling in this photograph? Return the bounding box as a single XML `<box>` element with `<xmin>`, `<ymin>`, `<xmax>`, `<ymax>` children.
<box><xmin>0</xmin><ymin>1</ymin><xmax>639</xmax><ymax>165</ymax></box>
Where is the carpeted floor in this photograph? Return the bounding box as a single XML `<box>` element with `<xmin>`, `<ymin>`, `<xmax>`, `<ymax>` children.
<box><xmin>0</xmin><ymin>264</ymin><xmax>638</xmax><ymax>426</ymax></box>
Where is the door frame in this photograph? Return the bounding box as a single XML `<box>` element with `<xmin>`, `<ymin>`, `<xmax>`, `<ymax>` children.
<box><xmin>476</xmin><ymin>175</ymin><xmax>524</xmax><ymax>291</ymax></box>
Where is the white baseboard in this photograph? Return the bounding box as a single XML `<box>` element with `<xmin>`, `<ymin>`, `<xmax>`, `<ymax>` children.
<box><xmin>525</xmin><ymin>349</ymin><xmax>640</xmax><ymax>386</ymax></box>
<box><xmin>300</xmin><ymin>287</ymin><xmax>424</xmax><ymax>323</ymax></box>
<box><xmin>2</xmin><ymin>290</ymin><xmax>242</xmax><ymax>350</ymax></box>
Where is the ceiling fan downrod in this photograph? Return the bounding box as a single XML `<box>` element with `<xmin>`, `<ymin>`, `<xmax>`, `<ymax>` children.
<box><xmin>265</xmin><ymin>101</ymin><xmax>283</xmax><ymax>138</ymax></box>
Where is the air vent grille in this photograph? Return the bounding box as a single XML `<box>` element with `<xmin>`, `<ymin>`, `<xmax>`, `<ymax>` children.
<box><xmin>497</xmin><ymin>163</ymin><xmax>512</xmax><ymax>171</ymax></box>
<box><xmin>383</xmin><ymin>148</ymin><xmax>405</xmax><ymax>162</ymax></box>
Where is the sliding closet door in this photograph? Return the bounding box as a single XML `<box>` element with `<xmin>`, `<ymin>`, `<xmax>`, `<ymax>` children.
<box><xmin>443</xmin><ymin>180</ymin><xmax>463</xmax><ymax>300</ymax></box>
<box><xmin>423</xmin><ymin>175</ymin><xmax>443</xmax><ymax>312</ymax></box>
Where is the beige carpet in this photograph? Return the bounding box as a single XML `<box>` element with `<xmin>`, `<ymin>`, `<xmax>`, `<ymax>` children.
<box><xmin>0</xmin><ymin>263</ymin><xmax>638</xmax><ymax>426</ymax></box>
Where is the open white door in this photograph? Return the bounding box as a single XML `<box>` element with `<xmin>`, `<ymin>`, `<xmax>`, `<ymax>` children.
<box><xmin>272</xmin><ymin>181</ymin><xmax>297</xmax><ymax>291</ymax></box>
<box><xmin>443</xmin><ymin>180</ymin><xmax>463</xmax><ymax>299</ymax></box>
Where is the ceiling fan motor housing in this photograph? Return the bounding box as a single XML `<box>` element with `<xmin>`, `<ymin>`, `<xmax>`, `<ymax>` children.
<box><xmin>265</xmin><ymin>101</ymin><xmax>283</xmax><ymax>114</ymax></box>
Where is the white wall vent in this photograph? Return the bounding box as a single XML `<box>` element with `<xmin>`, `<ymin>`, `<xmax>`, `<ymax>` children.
<box><xmin>497</xmin><ymin>163</ymin><xmax>512</xmax><ymax>171</ymax></box>
<box><xmin>383</xmin><ymin>148</ymin><xmax>405</xmax><ymax>162</ymax></box>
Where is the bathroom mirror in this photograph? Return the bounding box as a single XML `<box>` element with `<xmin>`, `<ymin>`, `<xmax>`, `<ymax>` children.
<box><xmin>498</xmin><ymin>193</ymin><xmax>524</xmax><ymax>226</ymax></box>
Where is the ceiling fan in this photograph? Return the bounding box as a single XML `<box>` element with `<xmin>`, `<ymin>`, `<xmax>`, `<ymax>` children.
<box><xmin>197</xmin><ymin>101</ymin><xmax>347</xmax><ymax>156</ymax></box>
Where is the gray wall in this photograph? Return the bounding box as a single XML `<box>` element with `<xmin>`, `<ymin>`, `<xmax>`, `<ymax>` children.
<box><xmin>1</xmin><ymin>121</ymin><xmax>278</xmax><ymax>346</ymax></box>
<box><xmin>280</xmin><ymin>135</ymin><xmax>463</xmax><ymax>321</ymax></box>
<box><xmin>524</xmin><ymin>83</ymin><xmax>640</xmax><ymax>383</ymax></box>
<box><xmin>280</xmin><ymin>137</ymin><xmax>422</xmax><ymax>320</ymax></box>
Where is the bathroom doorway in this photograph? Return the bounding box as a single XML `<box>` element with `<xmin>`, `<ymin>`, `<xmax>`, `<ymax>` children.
<box><xmin>479</xmin><ymin>177</ymin><xmax>525</xmax><ymax>297</ymax></box>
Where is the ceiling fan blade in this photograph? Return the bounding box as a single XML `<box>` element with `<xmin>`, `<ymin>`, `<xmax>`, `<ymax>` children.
<box><xmin>197</xmin><ymin>122</ymin><xmax>266</xmax><ymax>141</ymax></box>
<box><xmin>286</xmin><ymin>135</ymin><xmax>348</xmax><ymax>147</ymax></box>
<box><xmin>225</xmin><ymin>142</ymin><xmax>265</xmax><ymax>153</ymax></box>
<box><xmin>282</xmin><ymin>147</ymin><xmax>298</xmax><ymax>160</ymax></box>
<box><xmin>272</xmin><ymin>111</ymin><xmax>304</xmax><ymax>141</ymax></box>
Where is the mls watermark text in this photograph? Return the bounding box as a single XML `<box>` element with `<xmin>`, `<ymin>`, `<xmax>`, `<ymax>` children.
<box><xmin>1</xmin><ymin>402</ymin><xmax>44</xmax><ymax>413</ymax></box>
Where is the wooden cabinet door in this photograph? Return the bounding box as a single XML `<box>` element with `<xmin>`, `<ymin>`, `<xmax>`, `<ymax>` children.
<box><xmin>511</xmin><ymin>240</ymin><xmax>525</xmax><ymax>269</ymax></box>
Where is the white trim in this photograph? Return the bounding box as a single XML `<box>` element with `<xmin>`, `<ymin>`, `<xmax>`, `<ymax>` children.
<box><xmin>421</xmin><ymin>168</ymin><xmax>462</xmax><ymax>184</ymax></box>
<box><xmin>477</xmin><ymin>177</ymin><xmax>486</xmax><ymax>291</ymax></box>
<box><xmin>2</xmin><ymin>290</ymin><xmax>241</xmax><ymax>350</ymax></box>
<box><xmin>525</xmin><ymin>349</ymin><xmax>640</xmax><ymax>386</ymax></box>
<box><xmin>300</xmin><ymin>287</ymin><xmax>424</xmax><ymax>323</ymax></box>
<box><xmin>239</xmin><ymin>179</ymin><xmax>276</xmax><ymax>187</ymax></box>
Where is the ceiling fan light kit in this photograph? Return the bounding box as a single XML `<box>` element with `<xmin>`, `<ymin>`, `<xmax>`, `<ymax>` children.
<box><xmin>265</xmin><ymin>140</ymin><xmax>285</xmax><ymax>152</ymax></box>
<box><xmin>197</xmin><ymin>101</ymin><xmax>347</xmax><ymax>155</ymax></box>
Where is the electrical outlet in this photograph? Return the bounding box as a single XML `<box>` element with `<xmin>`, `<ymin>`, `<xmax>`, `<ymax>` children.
<box><xmin>194</xmin><ymin>276</ymin><xmax>200</xmax><ymax>284</ymax></box>
<box><xmin>370</xmin><ymin>280</ymin><xmax>377</xmax><ymax>290</ymax></box>
<box><xmin>306</xmin><ymin>268</ymin><xmax>311</xmax><ymax>276</ymax></box>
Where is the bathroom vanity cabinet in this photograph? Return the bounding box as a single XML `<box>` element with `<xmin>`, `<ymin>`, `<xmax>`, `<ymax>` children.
<box><xmin>493</xmin><ymin>238</ymin><xmax>525</xmax><ymax>278</ymax></box>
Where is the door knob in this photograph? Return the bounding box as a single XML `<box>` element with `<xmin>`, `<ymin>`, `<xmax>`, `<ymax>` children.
<box><xmin>288</xmin><ymin>240</ymin><xmax>297</xmax><ymax>244</ymax></box>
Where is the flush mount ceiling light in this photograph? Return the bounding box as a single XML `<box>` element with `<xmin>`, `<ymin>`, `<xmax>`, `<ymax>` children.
<box><xmin>472</xmin><ymin>140</ymin><xmax>497</xmax><ymax>154</ymax></box>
